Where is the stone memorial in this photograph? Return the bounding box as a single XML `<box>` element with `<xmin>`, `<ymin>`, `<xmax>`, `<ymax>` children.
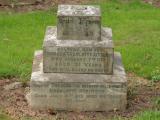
<box><xmin>27</xmin><ymin>5</ymin><xmax>127</xmax><ymax>111</ymax></box>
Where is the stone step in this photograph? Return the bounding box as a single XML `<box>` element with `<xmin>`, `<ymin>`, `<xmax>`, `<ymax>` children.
<box><xmin>43</xmin><ymin>26</ymin><xmax>114</xmax><ymax>74</ymax></box>
<box><xmin>28</xmin><ymin>50</ymin><xmax>127</xmax><ymax>111</ymax></box>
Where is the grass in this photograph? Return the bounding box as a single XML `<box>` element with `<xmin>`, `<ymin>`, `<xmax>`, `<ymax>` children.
<box><xmin>99</xmin><ymin>0</ymin><xmax>160</xmax><ymax>80</ymax></box>
<box><xmin>0</xmin><ymin>10</ymin><xmax>56</xmax><ymax>80</ymax></box>
<box><xmin>0</xmin><ymin>0</ymin><xmax>160</xmax><ymax>80</ymax></box>
<box><xmin>0</xmin><ymin>109</ymin><xmax>11</xmax><ymax>120</ymax></box>
<box><xmin>0</xmin><ymin>114</ymin><xmax>10</xmax><ymax>120</ymax></box>
<box><xmin>132</xmin><ymin>110</ymin><xmax>160</xmax><ymax>120</ymax></box>
<box><xmin>111</xmin><ymin>110</ymin><xmax>160</xmax><ymax>120</ymax></box>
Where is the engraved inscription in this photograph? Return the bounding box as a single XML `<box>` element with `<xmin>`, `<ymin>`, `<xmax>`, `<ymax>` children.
<box><xmin>59</xmin><ymin>17</ymin><xmax>98</xmax><ymax>37</ymax></box>
<box><xmin>32</xmin><ymin>83</ymin><xmax>126</xmax><ymax>102</ymax></box>
<box><xmin>57</xmin><ymin>16</ymin><xmax>101</xmax><ymax>40</ymax></box>
<box><xmin>46</xmin><ymin>47</ymin><xmax>110</xmax><ymax>73</ymax></box>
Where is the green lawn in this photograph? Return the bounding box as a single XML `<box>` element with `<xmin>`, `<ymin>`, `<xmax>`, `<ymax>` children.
<box><xmin>0</xmin><ymin>109</ymin><xmax>10</xmax><ymax>120</ymax></box>
<box><xmin>132</xmin><ymin>110</ymin><xmax>160</xmax><ymax>120</ymax></box>
<box><xmin>0</xmin><ymin>10</ymin><xmax>56</xmax><ymax>80</ymax></box>
<box><xmin>0</xmin><ymin>0</ymin><xmax>160</xmax><ymax>80</ymax></box>
<box><xmin>112</xmin><ymin>110</ymin><xmax>160</xmax><ymax>120</ymax></box>
<box><xmin>100</xmin><ymin>0</ymin><xmax>160</xmax><ymax>80</ymax></box>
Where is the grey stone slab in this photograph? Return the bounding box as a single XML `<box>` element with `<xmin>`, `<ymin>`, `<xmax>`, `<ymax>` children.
<box><xmin>32</xmin><ymin>51</ymin><xmax>126</xmax><ymax>83</ymax></box>
<box><xmin>29</xmin><ymin>50</ymin><xmax>127</xmax><ymax>111</ymax></box>
<box><xmin>43</xmin><ymin>26</ymin><xmax>113</xmax><ymax>47</ymax></box>
<box><xmin>57</xmin><ymin>5</ymin><xmax>101</xmax><ymax>40</ymax></box>
<box><xmin>43</xmin><ymin>26</ymin><xmax>114</xmax><ymax>74</ymax></box>
<box><xmin>57</xmin><ymin>5</ymin><xmax>101</xmax><ymax>16</ymax></box>
<box><xmin>29</xmin><ymin>82</ymin><xmax>126</xmax><ymax>111</ymax></box>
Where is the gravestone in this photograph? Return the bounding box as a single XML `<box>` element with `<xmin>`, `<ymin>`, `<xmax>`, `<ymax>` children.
<box><xmin>27</xmin><ymin>5</ymin><xmax>127</xmax><ymax>111</ymax></box>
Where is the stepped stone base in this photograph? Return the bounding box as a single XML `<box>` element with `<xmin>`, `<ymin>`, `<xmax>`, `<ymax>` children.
<box><xmin>27</xmin><ymin>50</ymin><xmax>127</xmax><ymax>111</ymax></box>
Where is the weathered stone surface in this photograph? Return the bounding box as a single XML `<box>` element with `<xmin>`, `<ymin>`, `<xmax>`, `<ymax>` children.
<box><xmin>28</xmin><ymin>50</ymin><xmax>127</xmax><ymax>111</ymax></box>
<box><xmin>57</xmin><ymin>5</ymin><xmax>101</xmax><ymax>40</ymax></box>
<box><xmin>43</xmin><ymin>26</ymin><xmax>114</xmax><ymax>74</ymax></box>
<box><xmin>58</xmin><ymin>5</ymin><xmax>101</xmax><ymax>16</ymax></box>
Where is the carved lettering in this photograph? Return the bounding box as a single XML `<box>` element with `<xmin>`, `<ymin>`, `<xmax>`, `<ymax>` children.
<box><xmin>46</xmin><ymin>47</ymin><xmax>109</xmax><ymax>73</ymax></box>
<box><xmin>32</xmin><ymin>83</ymin><xmax>126</xmax><ymax>102</ymax></box>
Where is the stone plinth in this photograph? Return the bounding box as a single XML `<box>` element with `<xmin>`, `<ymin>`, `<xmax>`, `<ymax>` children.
<box><xmin>28</xmin><ymin>51</ymin><xmax>127</xmax><ymax>111</ymax></box>
<box><xmin>43</xmin><ymin>26</ymin><xmax>114</xmax><ymax>74</ymax></box>
<box><xmin>57</xmin><ymin>5</ymin><xmax>101</xmax><ymax>40</ymax></box>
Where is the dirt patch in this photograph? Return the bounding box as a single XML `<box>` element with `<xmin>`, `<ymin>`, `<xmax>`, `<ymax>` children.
<box><xmin>143</xmin><ymin>0</ymin><xmax>160</xmax><ymax>7</ymax></box>
<box><xmin>0</xmin><ymin>0</ymin><xmax>92</xmax><ymax>12</ymax></box>
<box><xmin>0</xmin><ymin>0</ymin><xmax>160</xmax><ymax>13</ymax></box>
<box><xmin>0</xmin><ymin>74</ymin><xmax>159</xmax><ymax>120</ymax></box>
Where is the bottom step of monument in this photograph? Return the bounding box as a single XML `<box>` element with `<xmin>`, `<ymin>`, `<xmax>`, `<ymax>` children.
<box><xmin>27</xmin><ymin>50</ymin><xmax>127</xmax><ymax>111</ymax></box>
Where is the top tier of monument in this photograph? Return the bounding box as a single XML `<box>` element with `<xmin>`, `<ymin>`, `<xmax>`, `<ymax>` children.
<box><xmin>57</xmin><ymin>5</ymin><xmax>101</xmax><ymax>40</ymax></box>
<box><xmin>57</xmin><ymin>5</ymin><xmax>101</xmax><ymax>16</ymax></box>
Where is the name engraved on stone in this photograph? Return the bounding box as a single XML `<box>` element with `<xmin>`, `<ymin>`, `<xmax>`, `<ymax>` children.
<box><xmin>45</xmin><ymin>47</ymin><xmax>110</xmax><ymax>74</ymax></box>
<box><xmin>57</xmin><ymin>5</ymin><xmax>101</xmax><ymax>40</ymax></box>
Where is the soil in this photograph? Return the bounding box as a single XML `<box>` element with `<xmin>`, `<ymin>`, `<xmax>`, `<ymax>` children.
<box><xmin>0</xmin><ymin>0</ymin><xmax>160</xmax><ymax>13</ymax></box>
<box><xmin>144</xmin><ymin>0</ymin><xmax>160</xmax><ymax>7</ymax></box>
<box><xmin>0</xmin><ymin>73</ymin><xmax>159</xmax><ymax>120</ymax></box>
<box><xmin>0</xmin><ymin>0</ymin><xmax>91</xmax><ymax>12</ymax></box>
